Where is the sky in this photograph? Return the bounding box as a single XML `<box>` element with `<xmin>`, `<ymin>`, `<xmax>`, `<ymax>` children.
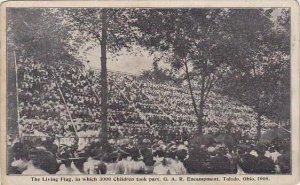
<box><xmin>79</xmin><ymin>8</ymin><xmax>284</xmax><ymax>75</ymax></box>
<box><xmin>83</xmin><ymin>46</ymin><xmax>154</xmax><ymax>75</ymax></box>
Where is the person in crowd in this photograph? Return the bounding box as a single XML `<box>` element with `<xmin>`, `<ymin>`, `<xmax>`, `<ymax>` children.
<box><xmin>56</xmin><ymin>146</ymin><xmax>82</xmax><ymax>174</ymax></box>
<box><xmin>83</xmin><ymin>155</ymin><xmax>107</xmax><ymax>174</ymax></box>
<box><xmin>269</xmin><ymin>146</ymin><xmax>282</xmax><ymax>163</ymax></box>
<box><xmin>81</xmin><ymin>142</ymin><xmax>107</xmax><ymax>174</ymax></box>
<box><xmin>167</xmin><ymin>147</ymin><xmax>187</xmax><ymax>175</ymax></box>
<box><xmin>238</xmin><ymin>147</ymin><xmax>258</xmax><ymax>173</ymax></box>
<box><xmin>102</xmin><ymin>150</ymin><xmax>119</xmax><ymax>174</ymax></box>
<box><xmin>249</xmin><ymin>144</ymin><xmax>258</xmax><ymax>157</ymax></box>
<box><xmin>35</xmin><ymin>146</ymin><xmax>59</xmax><ymax>174</ymax></box>
<box><xmin>185</xmin><ymin>145</ymin><xmax>203</xmax><ymax>173</ymax></box>
<box><xmin>10</xmin><ymin>142</ymin><xmax>32</xmax><ymax>174</ymax></box>
<box><xmin>140</xmin><ymin>139</ymin><xmax>155</xmax><ymax>174</ymax></box>
<box><xmin>115</xmin><ymin>146</ymin><xmax>134</xmax><ymax>174</ymax></box>
<box><xmin>209</xmin><ymin>146</ymin><xmax>232</xmax><ymax>174</ymax></box>
<box><xmin>129</xmin><ymin>147</ymin><xmax>146</xmax><ymax>174</ymax></box>
<box><xmin>277</xmin><ymin>146</ymin><xmax>290</xmax><ymax>174</ymax></box>
<box><xmin>21</xmin><ymin>147</ymin><xmax>49</xmax><ymax>175</ymax></box>
<box><xmin>254</xmin><ymin>147</ymin><xmax>276</xmax><ymax>174</ymax></box>
<box><xmin>152</xmin><ymin>147</ymin><xmax>170</xmax><ymax>174</ymax></box>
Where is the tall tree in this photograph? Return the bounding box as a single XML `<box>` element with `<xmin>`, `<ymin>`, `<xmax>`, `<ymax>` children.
<box><xmin>100</xmin><ymin>9</ymin><xmax>108</xmax><ymax>140</ymax></box>
<box><xmin>7</xmin><ymin>8</ymin><xmax>77</xmax><ymax>65</ymax></box>
<box><xmin>7</xmin><ymin>8</ymin><xmax>77</xmax><ymax>136</ymax></box>
<box><xmin>133</xmin><ymin>9</ymin><xmax>230</xmax><ymax>134</ymax></box>
<box><xmin>219</xmin><ymin>9</ymin><xmax>290</xmax><ymax>139</ymax></box>
<box><xmin>60</xmin><ymin>8</ymin><xmax>138</xmax><ymax>140</ymax></box>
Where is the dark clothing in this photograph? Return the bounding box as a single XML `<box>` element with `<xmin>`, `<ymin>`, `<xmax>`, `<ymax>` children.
<box><xmin>185</xmin><ymin>156</ymin><xmax>203</xmax><ymax>173</ymax></box>
<box><xmin>239</xmin><ymin>153</ymin><xmax>258</xmax><ymax>173</ymax></box>
<box><xmin>184</xmin><ymin>149</ymin><xmax>210</xmax><ymax>174</ymax></box>
<box><xmin>40</xmin><ymin>151</ymin><xmax>59</xmax><ymax>174</ymax></box>
<box><xmin>140</xmin><ymin>148</ymin><xmax>155</xmax><ymax>166</ymax></box>
<box><xmin>254</xmin><ymin>155</ymin><xmax>275</xmax><ymax>174</ymax></box>
<box><xmin>210</xmin><ymin>155</ymin><xmax>231</xmax><ymax>174</ymax></box>
<box><xmin>277</xmin><ymin>154</ymin><xmax>290</xmax><ymax>174</ymax></box>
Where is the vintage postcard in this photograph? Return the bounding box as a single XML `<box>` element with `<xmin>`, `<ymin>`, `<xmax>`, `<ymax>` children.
<box><xmin>0</xmin><ymin>1</ymin><xmax>299</xmax><ymax>185</ymax></box>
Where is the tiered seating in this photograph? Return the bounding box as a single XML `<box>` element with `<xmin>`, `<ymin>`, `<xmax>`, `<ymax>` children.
<box><xmin>17</xmin><ymin>60</ymin><xmax>279</xmax><ymax>142</ymax></box>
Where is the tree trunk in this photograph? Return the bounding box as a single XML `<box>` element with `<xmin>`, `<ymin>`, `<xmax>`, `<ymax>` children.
<box><xmin>198</xmin><ymin>99</ymin><xmax>204</xmax><ymax>134</ymax></box>
<box><xmin>183</xmin><ymin>59</ymin><xmax>203</xmax><ymax>134</ymax></box>
<box><xmin>256</xmin><ymin>112</ymin><xmax>262</xmax><ymax>141</ymax></box>
<box><xmin>198</xmin><ymin>64</ymin><xmax>207</xmax><ymax>135</ymax></box>
<box><xmin>100</xmin><ymin>9</ymin><xmax>108</xmax><ymax>141</ymax></box>
<box><xmin>8</xmin><ymin>50</ymin><xmax>19</xmax><ymax>138</ymax></box>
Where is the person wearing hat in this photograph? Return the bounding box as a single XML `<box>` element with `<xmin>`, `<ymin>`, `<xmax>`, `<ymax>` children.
<box><xmin>209</xmin><ymin>146</ymin><xmax>231</xmax><ymax>174</ymax></box>
<box><xmin>83</xmin><ymin>144</ymin><xmax>107</xmax><ymax>174</ymax></box>
<box><xmin>56</xmin><ymin>146</ymin><xmax>82</xmax><ymax>174</ymax></box>
<box><xmin>164</xmin><ymin>144</ymin><xmax>187</xmax><ymax>175</ymax></box>
<box><xmin>10</xmin><ymin>141</ymin><xmax>32</xmax><ymax>174</ymax></box>
<box><xmin>140</xmin><ymin>139</ymin><xmax>155</xmax><ymax>174</ymax></box>
<box><xmin>21</xmin><ymin>147</ymin><xmax>49</xmax><ymax>175</ymax></box>
<box><xmin>253</xmin><ymin>147</ymin><xmax>275</xmax><ymax>174</ymax></box>
<box><xmin>184</xmin><ymin>146</ymin><xmax>201</xmax><ymax>174</ymax></box>
<box><xmin>115</xmin><ymin>146</ymin><xmax>133</xmax><ymax>174</ymax></box>
<box><xmin>72</xmin><ymin>150</ymin><xmax>88</xmax><ymax>173</ymax></box>
<box><xmin>34</xmin><ymin>145</ymin><xmax>59</xmax><ymax>174</ymax></box>
<box><xmin>153</xmin><ymin>147</ymin><xmax>170</xmax><ymax>174</ymax></box>
<box><xmin>129</xmin><ymin>147</ymin><xmax>146</xmax><ymax>174</ymax></box>
<box><xmin>102</xmin><ymin>150</ymin><xmax>119</xmax><ymax>174</ymax></box>
<box><xmin>83</xmin><ymin>156</ymin><xmax>107</xmax><ymax>174</ymax></box>
<box><xmin>238</xmin><ymin>147</ymin><xmax>258</xmax><ymax>174</ymax></box>
<box><xmin>116</xmin><ymin>145</ymin><xmax>146</xmax><ymax>174</ymax></box>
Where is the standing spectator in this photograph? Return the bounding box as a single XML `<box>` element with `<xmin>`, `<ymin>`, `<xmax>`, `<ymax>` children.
<box><xmin>254</xmin><ymin>149</ymin><xmax>276</xmax><ymax>174</ymax></box>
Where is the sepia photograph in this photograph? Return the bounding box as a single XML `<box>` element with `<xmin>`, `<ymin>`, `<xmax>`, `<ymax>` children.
<box><xmin>3</xmin><ymin>3</ymin><xmax>296</xmax><ymax>178</ymax></box>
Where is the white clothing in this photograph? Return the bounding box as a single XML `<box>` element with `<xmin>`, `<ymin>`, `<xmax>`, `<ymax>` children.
<box><xmin>22</xmin><ymin>165</ymin><xmax>49</xmax><ymax>175</ymax></box>
<box><xmin>56</xmin><ymin>162</ymin><xmax>82</xmax><ymax>175</ymax></box>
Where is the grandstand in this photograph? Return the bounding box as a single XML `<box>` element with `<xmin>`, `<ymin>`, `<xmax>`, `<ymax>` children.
<box><xmin>15</xmin><ymin>58</ymin><xmax>282</xmax><ymax>144</ymax></box>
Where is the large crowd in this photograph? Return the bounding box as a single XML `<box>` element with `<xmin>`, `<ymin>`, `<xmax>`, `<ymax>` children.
<box><xmin>8</xmin><ymin>59</ymin><xmax>290</xmax><ymax>175</ymax></box>
<box><xmin>8</xmin><ymin>134</ymin><xmax>290</xmax><ymax>175</ymax></box>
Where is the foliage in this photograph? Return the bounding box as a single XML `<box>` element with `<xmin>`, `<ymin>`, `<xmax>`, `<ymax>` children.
<box><xmin>7</xmin><ymin>8</ymin><xmax>78</xmax><ymax>65</ymax></box>
<box><xmin>58</xmin><ymin>8</ymin><xmax>139</xmax><ymax>57</ymax></box>
<box><xmin>133</xmin><ymin>8</ymin><xmax>290</xmax><ymax>136</ymax></box>
<box><xmin>133</xmin><ymin>9</ymin><xmax>235</xmax><ymax>132</ymax></box>
<box><xmin>7</xmin><ymin>8</ymin><xmax>290</xmax><ymax>137</ymax></box>
<box><xmin>219</xmin><ymin>9</ymin><xmax>290</xmax><ymax>129</ymax></box>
